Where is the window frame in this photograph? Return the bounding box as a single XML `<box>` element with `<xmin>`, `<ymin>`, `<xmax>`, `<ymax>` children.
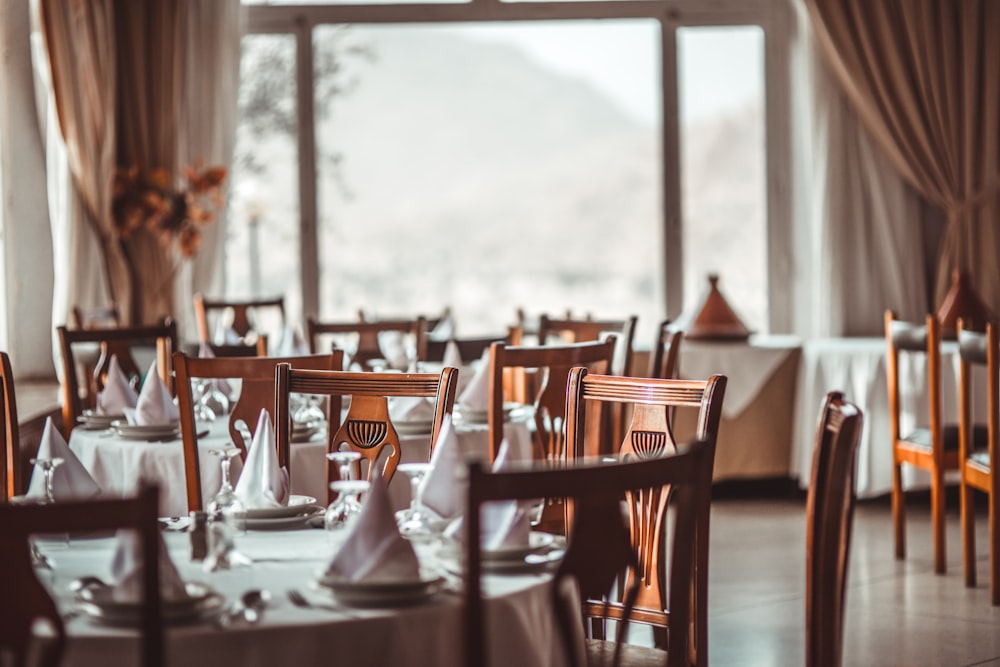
<box><xmin>243</xmin><ymin>0</ymin><xmax>793</xmax><ymax>332</ymax></box>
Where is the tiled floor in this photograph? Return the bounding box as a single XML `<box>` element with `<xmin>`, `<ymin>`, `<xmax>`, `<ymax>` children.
<box><xmin>708</xmin><ymin>495</ymin><xmax>1000</xmax><ymax>667</ymax></box>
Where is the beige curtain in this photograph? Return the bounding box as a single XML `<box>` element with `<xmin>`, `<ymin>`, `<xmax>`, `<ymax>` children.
<box><xmin>805</xmin><ymin>0</ymin><xmax>1000</xmax><ymax>311</ymax></box>
<box><xmin>115</xmin><ymin>0</ymin><xmax>186</xmax><ymax>324</ymax></box>
<box><xmin>37</xmin><ymin>0</ymin><xmax>131</xmax><ymax>323</ymax></box>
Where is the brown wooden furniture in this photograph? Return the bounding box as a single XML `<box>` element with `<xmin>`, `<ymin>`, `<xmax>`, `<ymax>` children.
<box><xmin>463</xmin><ymin>440</ymin><xmax>711</xmax><ymax>667</ymax></box>
<box><xmin>57</xmin><ymin>321</ymin><xmax>178</xmax><ymax>436</ymax></box>
<box><xmin>416</xmin><ymin>331</ymin><xmax>511</xmax><ymax>365</ymax></box>
<box><xmin>173</xmin><ymin>350</ymin><xmax>344</xmax><ymax>511</ymax></box>
<box><xmin>648</xmin><ymin>320</ymin><xmax>684</xmax><ymax>380</ymax></box>
<box><xmin>203</xmin><ymin>339</ymin><xmax>269</xmax><ymax>358</ymax></box>
<box><xmin>193</xmin><ymin>293</ymin><xmax>285</xmax><ymax>346</ymax></box>
<box><xmin>565</xmin><ymin>369</ymin><xmax>727</xmax><ymax>666</ymax></box>
<box><xmin>274</xmin><ymin>365</ymin><xmax>457</xmax><ymax>502</ymax></box>
<box><xmin>805</xmin><ymin>391</ymin><xmax>864</xmax><ymax>667</ymax></box>
<box><xmin>537</xmin><ymin>314</ymin><xmax>638</xmax><ymax>377</ymax></box>
<box><xmin>0</xmin><ymin>352</ymin><xmax>20</xmax><ymax>499</ymax></box>
<box><xmin>957</xmin><ymin>320</ymin><xmax>1000</xmax><ymax>603</ymax></box>
<box><xmin>487</xmin><ymin>339</ymin><xmax>617</xmax><ymax>465</ymax></box>
<box><xmin>885</xmin><ymin>310</ymin><xmax>962</xmax><ymax>574</ymax></box>
<box><xmin>71</xmin><ymin>303</ymin><xmax>122</xmax><ymax>329</ymax></box>
<box><xmin>0</xmin><ymin>485</ymin><xmax>163</xmax><ymax>667</ymax></box>
<box><xmin>306</xmin><ymin>317</ymin><xmax>422</xmax><ymax>370</ymax></box>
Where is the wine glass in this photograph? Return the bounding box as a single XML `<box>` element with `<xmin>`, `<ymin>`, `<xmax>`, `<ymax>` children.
<box><xmin>324</xmin><ymin>479</ymin><xmax>370</xmax><ymax>532</ymax></box>
<box><xmin>293</xmin><ymin>394</ymin><xmax>326</xmax><ymax>426</ymax></box>
<box><xmin>192</xmin><ymin>379</ymin><xmax>217</xmax><ymax>422</ymax></box>
<box><xmin>203</xmin><ymin>447</ymin><xmax>252</xmax><ymax>571</ymax></box>
<box><xmin>200</xmin><ymin>380</ymin><xmax>231</xmax><ymax>418</ymax></box>
<box><xmin>396</xmin><ymin>462</ymin><xmax>437</xmax><ymax>542</ymax></box>
<box><xmin>30</xmin><ymin>457</ymin><xmax>65</xmax><ymax>505</ymax></box>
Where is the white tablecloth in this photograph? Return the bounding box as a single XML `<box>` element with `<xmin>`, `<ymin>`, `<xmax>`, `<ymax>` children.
<box><xmin>791</xmin><ymin>337</ymin><xmax>983</xmax><ymax>498</ymax></box>
<box><xmin>38</xmin><ymin>528</ymin><xmax>570</xmax><ymax>667</ymax></box>
<box><xmin>69</xmin><ymin>418</ymin><xmax>532</xmax><ymax>517</ymax></box>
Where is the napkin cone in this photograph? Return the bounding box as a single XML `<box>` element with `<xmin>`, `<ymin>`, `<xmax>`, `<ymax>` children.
<box><xmin>97</xmin><ymin>354</ymin><xmax>138</xmax><ymax>415</ymax></box>
<box><xmin>441</xmin><ymin>340</ymin><xmax>463</xmax><ymax>370</ymax></box>
<box><xmin>26</xmin><ymin>417</ymin><xmax>101</xmax><ymax>500</ymax></box>
<box><xmin>234</xmin><ymin>409</ymin><xmax>289</xmax><ymax>509</ymax></box>
<box><xmin>125</xmin><ymin>361</ymin><xmax>179</xmax><ymax>426</ymax></box>
<box><xmin>110</xmin><ymin>529</ymin><xmax>190</xmax><ymax>602</ymax></box>
<box><xmin>324</xmin><ymin>469</ymin><xmax>420</xmax><ymax>582</ymax></box>
<box><xmin>377</xmin><ymin>330</ymin><xmax>410</xmax><ymax>370</ymax></box>
<box><xmin>418</xmin><ymin>414</ymin><xmax>462</xmax><ymax>520</ymax></box>
<box><xmin>457</xmin><ymin>350</ymin><xmax>490</xmax><ymax>412</ymax></box>
<box><xmin>389</xmin><ymin>395</ymin><xmax>435</xmax><ymax>422</ymax></box>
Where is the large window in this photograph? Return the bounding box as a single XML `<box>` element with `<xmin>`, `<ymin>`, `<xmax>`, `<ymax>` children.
<box><xmin>234</xmin><ymin>1</ymin><xmax>791</xmax><ymax>336</ymax></box>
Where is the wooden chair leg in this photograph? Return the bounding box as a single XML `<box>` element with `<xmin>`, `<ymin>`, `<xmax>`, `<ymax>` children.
<box><xmin>932</xmin><ymin>471</ymin><xmax>946</xmax><ymax>574</ymax></box>
<box><xmin>893</xmin><ymin>462</ymin><xmax>906</xmax><ymax>560</ymax></box>
<box><xmin>961</xmin><ymin>480</ymin><xmax>977</xmax><ymax>587</ymax></box>
<box><xmin>991</xmin><ymin>490</ymin><xmax>999</xmax><ymax>605</ymax></box>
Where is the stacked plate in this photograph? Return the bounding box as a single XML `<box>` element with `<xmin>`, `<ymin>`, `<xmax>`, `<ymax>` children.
<box><xmin>394</xmin><ymin>419</ymin><xmax>434</xmax><ymax>436</ymax></box>
<box><xmin>315</xmin><ymin>572</ymin><xmax>446</xmax><ymax>608</ymax></box>
<box><xmin>112</xmin><ymin>421</ymin><xmax>180</xmax><ymax>441</ymax></box>
<box><xmin>77</xmin><ymin>410</ymin><xmax>125</xmax><ymax>430</ymax></box>
<box><xmin>240</xmin><ymin>495</ymin><xmax>324</xmax><ymax>530</ymax></box>
<box><xmin>76</xmin><ymin>581</ymin><xmax>225</xmax><ymax>626</ymax></box>
<box><xmin>443</xmin><ymin>531</ymin><xmax>565</xmax><ymax>574</ymax></box>
<box><xmin>292</xmin><ymin>420</ymin><xmax>324</xmax><ymax>443</ymax></box>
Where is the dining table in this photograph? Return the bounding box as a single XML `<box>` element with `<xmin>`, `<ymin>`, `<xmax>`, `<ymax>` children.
<box><xmin>68</xmin><ymin>411</ymin><xmax>534</xmax><ymax>518</ymax></box>
<box><xmin>35</xmin><ymin>522</ymin><xmax>571</xmax><ymax>667</ymax></box>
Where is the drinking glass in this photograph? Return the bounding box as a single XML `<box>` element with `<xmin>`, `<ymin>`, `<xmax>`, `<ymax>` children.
<box><xmin>396</xmin><ymin>462</ymin><xmax>437</xmax><ymax>542</ymax></box>
<box><xmin>29</xmin><ymin>457</ymin><xmax>65</xmax><ymax>504</ymax></box>
<box><xmin>293</xmin><ymin>394</ymin><xmax>326</xmax><ymax>426</ymax></box>
<box><xmin>203</xmin><ymin>447</ymin><xmax>252</xmax><ymax>571</ymax></box>
<box><xmin>193</xmin><ymin>379</ymin><xmax>217</xmax><ymax>422</ymax></box>
<box><xmin>200</xmin><ymin>380</ymin><xmax>231</xmax><ymax>419</ymax></box>
<box><xmin>324</xmin><ymin>479</ymin><xmax>370</xmax><ymax>532</ymax></box>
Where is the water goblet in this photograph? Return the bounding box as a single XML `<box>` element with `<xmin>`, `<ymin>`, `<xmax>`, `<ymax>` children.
<box><xmin>323</xmin><ymin>451</ymin><xmax>364</xmax><ymax>532</ymax></box>
<box><xmin>29</xmin><ymin>456</ymin><xmax>65</xmax><ymax>504</ymax></box>
<box><xmin>192</xmin><ymin>379</ymin><xmax>217</xmax><ymax>423</ymax></box>
<box><xmin>324</xmin><ymin>479</ymin><xmax>370</xmax><ymax>532</ymax></box>
<box><xmin>204</xmin><ymin>447</ymin><xmax>252</xmax><ymax>571</ymax></box>
<box><xmin>396</xmin><ymin>462</ymin><xmax>437</xmax><ymax>542</ymax></box>
<box><xmin>201</xmin><ymin>380</ymin><xmax>231</xmax><ymax>418</ymax></box>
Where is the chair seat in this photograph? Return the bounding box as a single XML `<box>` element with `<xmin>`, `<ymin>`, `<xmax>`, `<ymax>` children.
<box><xmin>585</xmin><ymin>639</ymin><xmax>669</xmax><ymax>667</ymax></box>
<box><xmin>901</xmin><ymin>424</ymin><xmax>987</xmax><ymax>451</ymax></box>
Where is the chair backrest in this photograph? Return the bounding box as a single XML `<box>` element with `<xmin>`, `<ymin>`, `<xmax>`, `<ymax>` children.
<box><xmin>648</xmin><ymin>320</ymin><xmax>684</xmax><ymax>380</ymax></box>
<box><xmin>203</xmin><ymin>338</ymin><xmax>269</xmax><ymax>358</ymax></box>
<box><xmin>463</xmin><ymin>441</ymin><xmax>711</xmax><ymax>667</ymax></box>
<box><xmin>537</xmin><ymin>314</ymin><xmax>638</xmax><ymax>377</ymax></box>
<box><xmin>416</xmin><ymin>331</ymin><xmax>511</xmax><ymax>364</ymax></box>
<box><xmin>274</xmin><ymin>365</ymin><xmax>457</xmax><ymax>501</ymax></box>
<box><xmin>0</xmin><ymin>352</ymin><xmax>20</xmax><ymax>499</ymax></box>
<box><xmin>173</xmin><ymin>350</ymin><xmax>344</xmax><ymax>511</ymax></box>
<box><xmin>193</xmin><ymin>293</ymin><xmax>285</xmax><ymax>345</ymax></box>
<box><xmin>884</xmin><ymin>310</ymin><xmax>942</xmax><ymax>445</ymax></box>
<box><xmin>0</xmin><ymin>485</ymin><xmax>163</xmax><ymax>667</ymax></box>
<box><xmin>565</xmin><ymin>368</ymin><xmax>727</xmax><ymax>666</ymax></box>
<box><xmin>72</xmin><ymin>303</ymin><xmax>122</xmax><ymax>329</ymax></box>
<box><xmin>487</xmin><ymin>338</ymin><xmax>617</xmax><ymax>465</ymax></box>
<box><xmin>57</xmin><ymin>321</ymin><xmax>178</xmax><ymax>436</ymax></box>
<box><xmin>805</xmin><ymin>391</ymin><xmax>863</xmax><ymax>667</ymax></box>
<box><xmin>306</xmin><ymin>317</ymin><xmax>422</xmax><ymax>370</ymax></box>
<box><xmin>957</xmin><ymin>319</ymin><xmax>998</xmax><ymax>487</ymax></box>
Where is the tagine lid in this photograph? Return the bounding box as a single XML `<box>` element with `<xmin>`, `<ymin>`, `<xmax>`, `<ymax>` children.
<box><xmin>680</xmin><ymin>274</ymin><xmax>752</xmax><ymax>341</ymax></box>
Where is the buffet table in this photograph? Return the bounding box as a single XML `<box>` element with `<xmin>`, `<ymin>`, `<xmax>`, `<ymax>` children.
<box><xmin>38</xmin><ymin>527</ymin><xmax>570</xmax><ymax>667</ymax></box>
<box><xmin>69</xmin><ymin>417</ymin><xmax>533</xmax><ymax>517</ymax></box>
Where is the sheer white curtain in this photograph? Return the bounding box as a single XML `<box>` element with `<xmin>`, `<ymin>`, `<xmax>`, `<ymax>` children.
<box><xmin>174</xmin><ymin>0</ymin><xmax>244</xmax><ymax>342</ymax></box>
<box><xmin>791</xmin><ymin>1</ymin><xmax>927</xmax><ymax>338</ymax></box>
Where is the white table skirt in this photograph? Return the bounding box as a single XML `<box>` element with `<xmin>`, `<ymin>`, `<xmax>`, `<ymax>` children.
<box><xmin>791</xmin><ymin>337</ymin><xmax>985</xmax><ymax>498</ymax></box>
<box><xmin>40</xmin><ymin>529</ymin><xmax>571</xmax><ymax>667</ymax></box>
<box><xmin>69</xmin><ymin>418</ymin><xmax>533</xmax><ymax>518</ymax></box>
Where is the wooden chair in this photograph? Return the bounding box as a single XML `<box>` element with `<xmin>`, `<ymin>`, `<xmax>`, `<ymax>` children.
<box><xmin>306</xmin><ymin>316</ymin><xmax>422</xmax><ymax>370</ymax></box>
<box><xmin>463</xmin><ymin>440</ymin><xmax>712</xmax><ymax>667</ymax></box>
<box><xmin>805</xmin><ymin>391</ymin><xmax>864</xmax><ymax>667</ymax></box>
<box><xmin>359</xmin><ymin>307</ymin><xmax>450</xmax><ymax>334</ymax></box>
<box><xmin>274</xmin><ymin>365</ymin><xmax>457</xmax><ymax>502</ymax></box>
<box><xmin>648</xmin><ymin>320</ymin><xmax>684</xmax><ymax>380</ymax></box>
<box><xmin>537</xmin><ymin>314</ymin><xmax>638</xmax><ymax>377</ymax></box>
<box><xmin>203</xmin><ymin>339</ymin><xmax>269</xmax><ymax>358</ymax></box>
<box><xmin>71</xmin><ymin>303</ymin><xmax>122</xmax><ymax>329</ymax></box>
<box><xmin>416</xmin><ymin>330</ymin><xmax>512</xmax><ymax>365</ymax></box>
<box><xmin>885</xmin><ymin>310</ymin><xmax>963</xmax><ymax>574</ymax></box>
<box><xmin>193</xmin><ymin>293</ymin><xmax>285</xmax><ymax>346</ymax></box>
<box><xmin>957</xmin><ymin>320</ymin><xmax>1000</xmax><ymax>603</ymax></box>
<box><xmin>0</xmin><ymin>352</ymin><xmax>20</xmax><ymax>500</ymax></box>
<box><xmin>173</xmin><ymin>350</ymin><xmax>344</xmax><ymax>511</ymax></box>
<box><xmin>564</xmin><ymin>369</ymin><xmax>727</xmax><ymax>666</ymax></box>
<box><xmin>0</xmin><ymin>485</ymin><xmax>163</xmax><ymax>667</ymax></box>
<box><xmin>487</xmin><ymin>338</ymin><xmax>617</xmax><ymax>465</ymax></box>
<box><xmin>57</xmin><ymin>321</ymin><xmax>178</xmax><ymax>436</ymax></box>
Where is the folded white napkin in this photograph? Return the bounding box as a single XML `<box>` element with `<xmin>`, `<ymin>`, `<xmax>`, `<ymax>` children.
<box><xmin>441</xmin><ymin>340</ymin><xmax>463</xmax><ymax>369</ymax></box>
<box><xmin>125</xmin><ymin>361</ymin><xmax>179</xmax><ymax>426</ymax></box>
<box><xmin>197</xmin><ymin>343</ymin><xmax>233</xmax><ymax>398</ymax></box>
<box><xmin>377</xmin><ymin>330</ymin><xmax>410</xmax><ymax>370</ymax></box>
<box><xmin>418</xmin><ymin>414</ymin><xmax>462</xmax><ymax>520</ymax></box>
<box><xmin>234</xmin><ymin>409</ymin><xmax>289</xmax><ymax>509</ymax></box>
<box><xmin>97</xmin><ymin>354</ymin><xmax>138</xmax><ymax>415</ymax></box>
<box><xmin>275</xmin><ymin>325</ymin><xmax>310</xmax><ymax>357</ymax></box>
<box><xmin>214</xmin><ymin>319</ymin><xmax>242</xmax><ymax>345</ymax></box>
<box><xmin>324</xmin><ymin>469</ymin><xmax>421</xmax><ymax>582</ymax></box>
<box><xmin>110</xmin><ymin>529</ymin><xmax>190</xmax><ymax>602</ymax></box>
<box><xmin>428</xmin><ymin>315</ymin><xmax>455</xmax><ymax>342</ymax></box>
<box><xmin>26</xmin><ymin>417</ymin><xmax>101</xmax><ymax>500</ymax></box>
<box><xmin>457</xmin><ymin>350</ymin><xmax>491</xmax><ymax>412</ymax></box>
<box><xmin>389</xmin><ymin>396</ymin><xmax>435</xmax><ymax>422</ymax></box>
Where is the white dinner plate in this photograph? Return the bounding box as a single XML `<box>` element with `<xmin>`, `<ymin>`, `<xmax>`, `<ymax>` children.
<box><xmin>394</xmin><ymin>419</ymin><xmax>434</xmax><ymax>435</ymax></box>
<box><xmin>291</xmin><ymin>423</ymin><xmax>324</xmax><ymax>443</ymax></box>
<box><xmin>456</xmin><ymin>402</ymin><xmax>522</xmax><ymax>424</ymax></box>
<box><xmin>242</xmin><ymin>495</ymin><xmax>318</xmax><ymax>520</ymax></box>
<box><xmin>77</xmin><ymin>581</ymin><xmax>224</xmax><ymax>626</ymax></box>
<box><xmin>315</xmin><ymin>573</ymin><xmax>446</xmax><ymax>607</ymax></box>
<box><xmin>78</xmin><ymin>411</ymin><xmax>125</xmax><ymax>429</ymax></box>
<box><xmin>482</xmin><ymin>531</ymin><xmax>557</xmax><ymax>561</ymax></box>
<box><xmin>112</xmin><ymin>422</ymin><xmax>181</xmax><ymax>439</ymax></box>
<box><xmin>244</xmin><ymin>509</ymin><xmax>323</xmax><ymax>531</ymax></box>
